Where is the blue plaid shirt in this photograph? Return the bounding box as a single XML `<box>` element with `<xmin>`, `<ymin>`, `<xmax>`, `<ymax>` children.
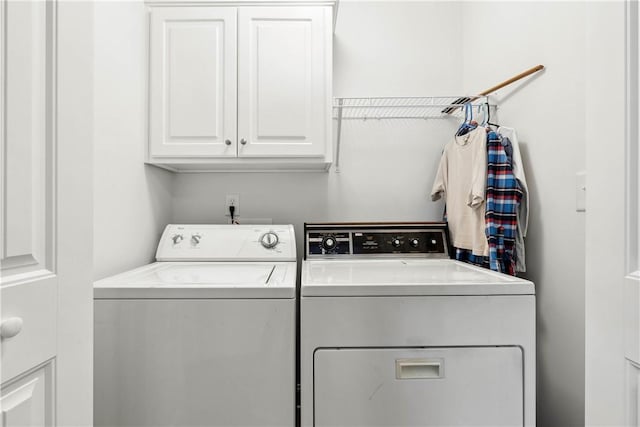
<box><xmin>452</xmin><ymin>130</ymin><xmax>522</xmax><ymax>275</ymax></box>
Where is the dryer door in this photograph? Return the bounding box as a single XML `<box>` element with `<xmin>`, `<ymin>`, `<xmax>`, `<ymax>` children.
<box><xmin>314</xmin><ymin>347</ymin><xmax>523</xmax><ymax>427</ymax></box>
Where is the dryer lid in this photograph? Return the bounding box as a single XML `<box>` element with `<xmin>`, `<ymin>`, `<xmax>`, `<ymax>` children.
<box><xmin>301</xmin><ymin>259</ymin><xmax>534</xmax><ymax>296</ymax></box>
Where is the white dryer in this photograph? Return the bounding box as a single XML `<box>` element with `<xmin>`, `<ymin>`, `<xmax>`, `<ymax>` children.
<box><xmin>94</xmin><ymin>224</ymin><xmax>296</xmax><ymax>427</ymax></box>
<box><xmin>300</xmin><ymin>222</ymin><xmax>535</xmax><ymax>427</ymax></box>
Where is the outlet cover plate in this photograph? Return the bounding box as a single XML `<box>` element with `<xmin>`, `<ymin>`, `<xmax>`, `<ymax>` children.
<box><xmin>225</xmin><ymin>194</ymin><xmax>239</xmax><ymax>216</ymax></box>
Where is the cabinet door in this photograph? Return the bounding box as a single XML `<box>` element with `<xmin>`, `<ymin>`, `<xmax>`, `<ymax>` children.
<box><xmin>238</xmin><ymin>7</ymin><xmax>331</xmax><ymax>158</ymax></box>
<box><xmin>149</xmin><ymin>7</ymin><xmax>237</xmax><ymax>158</ymax></box>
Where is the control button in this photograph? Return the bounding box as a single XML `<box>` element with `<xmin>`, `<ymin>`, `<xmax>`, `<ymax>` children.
<box><xmin>172</xmin><ymin>234</ymin><xmax>184</xmax><ymax>245</ymax></box>
<box><xmin>391</xmin><ymin>238</ymin><xmax>402</xmax><ymax>248</ymax></box>
<box><xmin>322</xmin><ymin>236</ymin><xmax>337</xmax><ymax>252</ymax></box>
<box><xmin>410</xmin><ymin>238</ymin><xmax>420</xmax><ymax>248</ymax></box>
<box><xmin>260</xmin><ymin>232</ymin><xmax>279</xmax><ymax>249</ymax></box>
<box><xmin>427</xmin><ymin>238</ymin><xmax>439</xmax><ymax>251</ymax></box>
<box><xmin>191</xmin><ymin>234</ymin><xmax>202</xmax><ymax>245</ymax></box>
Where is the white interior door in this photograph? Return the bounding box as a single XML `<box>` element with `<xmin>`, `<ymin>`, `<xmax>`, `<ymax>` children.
<box><xmin>1</xmin><ymin>1</ymin><xmax>57</xmax><ymax>423</ymax></box>
<box><xmin>625</xmin><ymin>1</ymin><xmax>640</xmax><ymax>423</ymax></box>
<box><xmin>1</xmin><ymin>0</ymin><xmax>93</xmax><ymax>425</ymax></box>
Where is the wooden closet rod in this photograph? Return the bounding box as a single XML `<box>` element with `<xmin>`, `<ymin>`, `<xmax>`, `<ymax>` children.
<box><xmin>443</xmin><ymin>64</ymin><xmax>545</xmax><ymax>113</ymax></box>
<box><xmin>479</xmin><ymin>64</ymin><xmax>545</xmax><ymax>95</ymax></box>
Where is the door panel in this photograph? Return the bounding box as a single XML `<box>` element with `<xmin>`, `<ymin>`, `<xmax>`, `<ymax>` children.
<box><xmin>625</xmin><ymin>360</ymin><xmax>640</xmax><ymax>425</ymax></box>
<box><xmin>1</xmin><ymin>0</ymin><xmax>52</xmax><ymax>275</ymax></box>
<box><xmin>255</xmin><ymin>24</ymin><xmax>308</xmax><ymax>137</ymax></box>
<box><xmin>314</xmin><ymin>347</ymin><xmax>523</xmax><ymax>427</ymax></box>
<box><xmin>149</xmin><ymin>7</ymin><xmax>237</xmax><ymax>157</ymax></box>
<box><xmin>0</xmin><ymin>362</ymin><xmax>54</xmax><ymax>427</ymax></box>
<box><xmin>238</xmin><ymin>7</ymin><xmax>329</xmax><ymax>157</ymax></box>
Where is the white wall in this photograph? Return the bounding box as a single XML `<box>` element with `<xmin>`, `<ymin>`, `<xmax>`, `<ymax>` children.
<box><xmin>461</xmin><ymin>2</ymin><xmax>587</xmax><ymax>425</ymax></box>
<box><xmin>171</xmin><ymin>3</ymin><xmax>589</xmax><ymax>424</ymax></box>
<box><xmin>173</xmin><ymin>1</ymin><xmax>464</xmax><ymax>256</ymax></box>
<box><xmin>93</xmin><ymin>0</ymin><xmax>173</xmax><ymax>280</ymax></box>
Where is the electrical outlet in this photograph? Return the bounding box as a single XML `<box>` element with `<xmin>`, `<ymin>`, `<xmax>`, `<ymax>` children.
<box><xmin>225</xmin><ymin>194</ymin><xmax>240</xmax><ymax>217</ymax></box>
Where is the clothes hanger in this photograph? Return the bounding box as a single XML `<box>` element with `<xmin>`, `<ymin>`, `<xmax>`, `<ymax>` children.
<box><xmin>478</xmin><ymin>103</ymin><xmax>492</xmax><ymax>132</ymax></box>
<box><xmin>484</xmin><ymin>103</ymin><xmax>500</xmax><ymax>131</ymax></box>
<box><xmin>456</xmin><ymin>103</ymin><xmax>477</xmax><ymax>137</ymax></box>
<box><xmin>478</xmin><ymin>104</ymin><xmax>488</xmax><ymax>127</ymax></box>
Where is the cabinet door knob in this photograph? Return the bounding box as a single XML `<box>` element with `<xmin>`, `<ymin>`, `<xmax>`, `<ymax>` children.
<box><xmin>225</xmin><ymin>139</ymin><xmax>232</xmax><ymax>146</ymax></box>
<box><xmin>0</xmin><ymin>317</ymin><xmax>23</xmax><ymax>340</ymax></box>
<box><xmin>240</xmin><ymin>138</ymin><xmax>247</xmax><ymax>145</ymax></box>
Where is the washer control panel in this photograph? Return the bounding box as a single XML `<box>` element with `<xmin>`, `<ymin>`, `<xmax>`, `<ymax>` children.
<box><xmin>305</xmin><ymin>222</ymin><xmax>451</xmax><ymax>259</ymax></box>
<box><xmin>156</xmin><ymin>224</ymin><xmax>296</xmax><ymax>261</ymax></box>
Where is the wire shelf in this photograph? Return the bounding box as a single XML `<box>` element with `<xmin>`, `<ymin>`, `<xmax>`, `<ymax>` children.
<box><xmin>331</xmin><ymin>96</ymin><xmax>493</xmax><ymax>173</ymax></box>
<box><xmin>332</xmin><ymin>96</ymin><xmax>491</xmax><ymax>120</ymax></box>
<box><xmin>328</xmin><ymin>65</ymin><xmax>545</xmax><ymax>171</ymax></box>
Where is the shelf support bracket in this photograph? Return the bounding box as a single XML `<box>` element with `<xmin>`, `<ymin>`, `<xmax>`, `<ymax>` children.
<box><xmin>334</xmin><ymin>98</ymin><xmax>344</xmax><ymax>173</ymax></box>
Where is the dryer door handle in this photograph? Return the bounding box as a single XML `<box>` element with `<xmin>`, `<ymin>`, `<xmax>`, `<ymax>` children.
<box><xmin>395</xmin><ymin>358</ymin><xmax>444</xmax><ymax>379</ymax></box>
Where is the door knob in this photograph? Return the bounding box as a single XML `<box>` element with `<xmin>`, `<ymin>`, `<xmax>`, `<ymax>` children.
<box><xmin>0</xmin><ymin>317</ymin><xmax>23</xmax><ymax>340</ymax></box>
<box><xmin>240</xmin><ymin>138</ymin><xmax>247</xmax><ymax>145</ymax></box>
<box><xmin>225</xmin><ymin>139</ymin><xmax>232</xmax><ymax>146</ymax></box>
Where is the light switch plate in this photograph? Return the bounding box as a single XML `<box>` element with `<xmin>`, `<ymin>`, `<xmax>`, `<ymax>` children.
<box><xmin>576</xmin><ymin>171</ymin><xmax>586</xmax><ymax>212</ymax></box>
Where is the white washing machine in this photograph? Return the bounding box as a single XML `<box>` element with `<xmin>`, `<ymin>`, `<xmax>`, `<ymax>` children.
<box><xmin>300</xmin><ymin>222</ymin><xmax>535</xmax><ymax>427</ymax></box>
<box><xmin>94</xmin><ymin>224</ymin><xmax>296</xmax><ymax>427</ymax></box>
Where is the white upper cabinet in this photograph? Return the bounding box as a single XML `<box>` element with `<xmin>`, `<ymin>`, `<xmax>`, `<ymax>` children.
<box><xmin>147</xmin><ymin>1</ymin><xmax>335</xmax><ymax>172</ymax></box>
<box><xmin>238</xmin><ymin>7</ymin><xmax>328</xmax><ymax>158</ymax></box>
<box><xmin>149</xmin><ymin>7</ymin><xmax>237</xmax><ymax>158</ymax></box>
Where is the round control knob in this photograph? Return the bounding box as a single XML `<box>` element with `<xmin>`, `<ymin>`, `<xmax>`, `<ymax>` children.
<box><xmin>391</xmin><ymin>238</ymin><xmax>402</xmax><ymax>248</ymax></box>
<box><xmin>260</xmin><ymin>232</ymin><xmax>279</xmax><ymax>249</ymax></box>
<box><xmin>410</xmin><ymin>238</ymin><xmax>420</xmax><ymax>248</ymax></box>
<box><xmin>172</xmin><ymin>234</ymin><xmax>184</xmax><ymax>245</ymax></box>
<box><xmin>191</xmin><ymin>234</ymin><xmax>202</xmax><ymax>245</ymax></box>
<box><xmin>321</xmin><ymin>236</ymin><xmax>337</xmax><ymax>252</ymax></box>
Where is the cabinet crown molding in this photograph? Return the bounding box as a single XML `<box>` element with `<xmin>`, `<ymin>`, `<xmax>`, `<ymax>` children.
<box><xmin>145</xmin><ymin>1</ymin><xmax>339</xmax><ymax>39</ymax></box>
<box><xmin>145</xmin><ymin>0</ymin><xmax>337</xmax><ymax>6</ymax></box>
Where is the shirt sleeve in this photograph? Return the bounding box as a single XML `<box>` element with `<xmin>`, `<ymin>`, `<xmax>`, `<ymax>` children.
<box><xmin>468</xmin><ymin>129</ymin><xmax>487</xmax><ymax>208</ymax></box>
<box><xmin>500</xmin><ymin>127</ymin><xmax>529</xmax><ymax>235</ymax></box>
<box><xmin>431</xmin><ymin>149</ymin><xmax>448</xmax><ymax>202</ymax></box>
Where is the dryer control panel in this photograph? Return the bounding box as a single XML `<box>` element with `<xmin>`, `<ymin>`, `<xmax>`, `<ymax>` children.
<box><xmin>304</xmin><ymin>222</ymin><xmax>451</xmax><ymax>259</ymax></box>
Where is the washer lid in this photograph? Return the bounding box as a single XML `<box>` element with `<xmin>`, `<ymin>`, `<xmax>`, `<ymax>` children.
<box><xmin>94</xmin><ymin>262</ymin><xmax>296</xmax><ymax>299</ymax></box>
<box><xmin>301</xmin><ymin>259</ymin><xmax>534</xmax><ymax>296</ymax></box>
